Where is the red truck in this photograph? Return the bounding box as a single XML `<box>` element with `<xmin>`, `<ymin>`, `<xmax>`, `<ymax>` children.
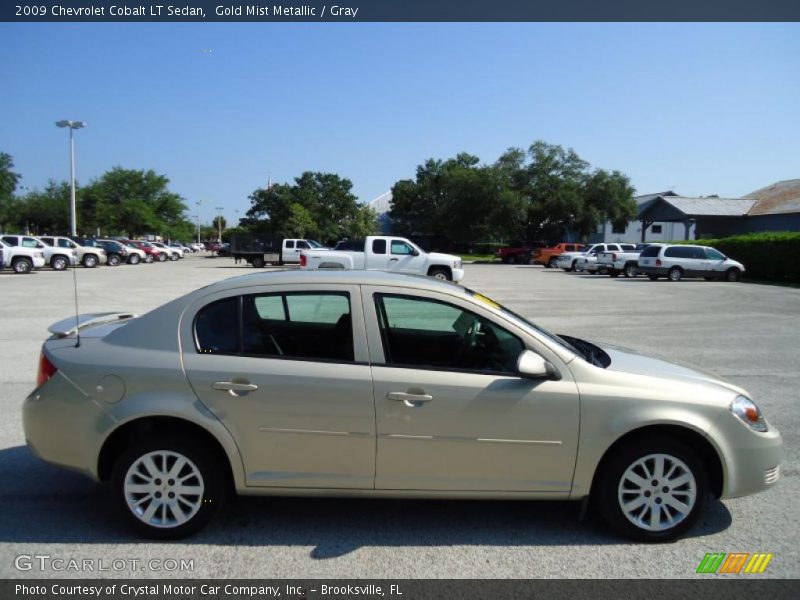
<box><xmin>495</xmin><ymin>241</ymin><xmax>546</xmax><ymax>264</ymax></box>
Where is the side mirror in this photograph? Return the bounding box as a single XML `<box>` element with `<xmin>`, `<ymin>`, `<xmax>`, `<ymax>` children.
<box><xmin>411</xmin><ymin>248</ymin><xmax>419</xmax><ymax>256</ymax></box>
<box><xmin>517</xmin><ymin>350</ymin><xmax>559</xmax><ymax>380</ymax></box>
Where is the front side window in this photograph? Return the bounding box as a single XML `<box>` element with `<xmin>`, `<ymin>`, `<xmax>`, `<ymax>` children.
<box><xmin>706</xmin><ymin>248</ymin><xmax>725</xmax><ymax>260</ymax></box>
<box><xmin>391</xmin><ymin>240</ymin><xmax>414</xmax><ymax>255</ymax></box>
<box><xmin>23</xmin><ymin>237</ymin><xmax>41</xmax><ymax>248</ymax></box>
<box><xmin>58</xmin><ymin>239</ymin><xmax>74</xmax><ymax>248</ymax></box>
<box><xmin>296</xmin><ymin>241</ymin><xmax>309</xmax><ymax>249</ymax></box>
<box><xmin>285</xmin><ymin>240</ymin><xmax>295</xmax><ymax>249</ymax></box>
<box><xmin>375</xmin><ymin>294</ymin><xmax>524</xmax><ymax>374</ymax></box>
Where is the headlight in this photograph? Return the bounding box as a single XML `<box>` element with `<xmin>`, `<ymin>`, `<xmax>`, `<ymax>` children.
<box><xmin>730</xmin><ymin>395</ymin><xmax>768</xmax><ymax>432</ymax></box>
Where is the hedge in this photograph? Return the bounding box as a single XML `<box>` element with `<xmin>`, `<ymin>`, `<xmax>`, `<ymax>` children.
<box><xmin>672</xmin><ymin>231</ymin><xmax>800</xmax><ymax>283</ymax></box>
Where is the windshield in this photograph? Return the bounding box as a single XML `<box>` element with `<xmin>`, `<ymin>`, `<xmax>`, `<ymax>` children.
<box><xmin>465</xmin><ymin>288</ymin><xmax>580</xmax><ymax>356</ymax></box>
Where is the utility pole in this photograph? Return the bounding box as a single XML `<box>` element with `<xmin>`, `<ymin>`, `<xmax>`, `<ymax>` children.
<box><xmin>215</xmin><ymin>207</ymin><xmax>224</xmax><ymax>243</ymax></box>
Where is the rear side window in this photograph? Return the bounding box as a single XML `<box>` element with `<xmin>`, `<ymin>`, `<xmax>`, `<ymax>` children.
<box><xmin>640</xmin><ymin>246</ymin><xmax>662</xmax><ymax>258</ymax></box>
<box><xmin>372</xmin><ymin>239</ymin><xmax>387</xmax><ymax>254</ymax></box>
<box><xmin>242</xmin><ymin>293</ymin><xmax>353</xmax><ymax>361</ymax></box>
<box><xmin>195</xmin><ymin>297</ymin><xmax>239</xmax><ymax>355</ymax></box>
<box><xmin>2</xmin><ymin>236</ymin><xmax>18</xmax><ymax>246</ymax></box>
<box><xmin>665</xmin><ymin>246</ymin><xmax>704</xmax><ymax>259</ymax></box>
<box><xmin>58</xmin><ymin>239</ymin><xmax>74</xmax><ymax>248</ymax></box>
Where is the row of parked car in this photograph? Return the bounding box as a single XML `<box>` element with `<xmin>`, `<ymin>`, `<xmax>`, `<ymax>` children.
<box><xmin>0</xmin><ymin>234</ymin><xmax>206</xmax><ymax>274</ymax></box>
<box><xmin>502</xmin><ymin>241</ymin><xmax>745</xmax><ymax>282</ymax></box>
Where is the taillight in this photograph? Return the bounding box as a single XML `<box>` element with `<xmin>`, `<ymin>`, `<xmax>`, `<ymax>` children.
<box><xmin>300</xmin><ymin>254</ymin><xmax>307</xmax><ymax>267</ymax></box>
<box><xmin>36</xmin><ymin>352</ymin><xmax>57</xmax><ymax>388</ymax></box>
<box><xmin>612</xmin><ymin>253</ymin><xmax>618</xmax><ymax>261</ymax></box>
<box><xmin>656</xmin><ymin>259</ymin><xmax>662</xmax><ymax>266</ymax></box>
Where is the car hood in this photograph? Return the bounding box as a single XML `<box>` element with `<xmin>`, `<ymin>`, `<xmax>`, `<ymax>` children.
<box><xmin>599</xmin><ymin>342</ymin><xmax>747</xmax><ymax>397</ymax></box>
<box><xmin>428</xmin><ymin>251</ymin><xmax>460</xmax><ymax>263</ymax></box>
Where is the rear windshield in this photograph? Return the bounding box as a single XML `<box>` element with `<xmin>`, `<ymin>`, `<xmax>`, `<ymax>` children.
<box><xmin>640</xmin><ymin>246</ymin><xmax>661</xmax><ymax>258</ymax></box>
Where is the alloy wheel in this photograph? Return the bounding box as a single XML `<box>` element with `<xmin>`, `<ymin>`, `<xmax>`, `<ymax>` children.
<box><xmin>617</xmin><ymin>453</ymin><xmax>697</xmax><ymax>532</ymax></box>
<box><xmin>123</xmin><ymin>450</ymin><xmax>205</xmax><ymax>529</ymax></box>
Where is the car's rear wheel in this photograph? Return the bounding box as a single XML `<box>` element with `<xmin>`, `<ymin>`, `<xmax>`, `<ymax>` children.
<box><xmin>428</xmin><ymin>267</ymin><xmax>452</xmax><ymax>281</ymax></box>
<box><xmin>547</xmin><ymin>257</ymin><xmax>558</xmax><ymax>269</ymax></box>
<box><xmin>251</xmin><ymin>256</ymin><xmax>265</xmax><ymax>268</ymax></box>
<box><xmin>506</xmin><ymin>254</ymin><xmax>516</xmax><ymax>264</ymax></box>
<box><xmin>624</xmin><ymin>263</ymin><xmax>638</xmax><ymax>278</ymax></box>
<box><xmin>668</xmin><ymin>267</ymin><xmax>683</xmax><ymax>282</ymax></box>
<box><xmin>128</xmin><ymin>254</ymin><xmax>140</xmax><ymax>265</ymax></box>
<box><xmin>112</xmin><ymin>437</ymin><xmax>227</xmax><ymax>539</ymax></box>
<box><xmin>107</xmin><ymin>254</ymin><xmax>121</xmax><ymax>266</ymax></box>
<box><xmin>51</xmin><ymin>256</ymin><xmax>68</xmax><ymax>271</ymax></box>
<box><xmin>726</xmin><ymin>268</ymin><xmax>741</xmax><ymax>282</ymax></box>
<box><xmin>157</xmin><ymin>252</ymin><xmax>167</xmax><ymax>262</ymax></box>
<box><xmin>145</xmin><ymin>254</ymin><xmax>154</xmax><ymax>263</ymax></box>
<box><xmin>596</xmin><ymin>437</ymin><xmax>707</xmax><ymax>542</ymax></box>
<box><xmin>82</xmin><ymin>254</ymin><xmax>99</xmax><ymax>268</ymax></box>
<box><xmin>170</xmin><ymin>253</ymin><xmax>179</xmax><ymax>261</ymax></box>
<box><xmin>12</xmin><ymin>257</ymin><xmax>33</xmax><ymax>274</ymax></box>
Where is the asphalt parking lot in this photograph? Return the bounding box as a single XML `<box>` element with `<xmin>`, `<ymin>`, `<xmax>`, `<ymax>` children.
<box><xmin>0</xmin><ymin>257</ymin><xmax>798</xmax><ymax>579</ymax></box>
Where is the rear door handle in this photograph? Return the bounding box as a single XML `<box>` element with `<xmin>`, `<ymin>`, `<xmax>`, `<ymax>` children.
<box><xmin>213</xmin><ymin>381</ymin><xmax>259</xmax><ymax>392</ymax></box>
<box><xmin>387</xmin><ymin>391</ymin><xmax>433</xmax><ymax>406</ymax></box>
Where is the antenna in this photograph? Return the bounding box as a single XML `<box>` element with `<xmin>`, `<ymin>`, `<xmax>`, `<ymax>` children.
<box><xmin>72</xmin><ymin>252</ymin><xmax>81</xmax><ymax>348</ymax></box>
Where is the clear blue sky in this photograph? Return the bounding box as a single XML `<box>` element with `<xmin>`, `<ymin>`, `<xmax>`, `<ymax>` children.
<box><xmin>2</xmin><ymin>23</ymin><xmax>799</xmax><ymax>225</ymax></box>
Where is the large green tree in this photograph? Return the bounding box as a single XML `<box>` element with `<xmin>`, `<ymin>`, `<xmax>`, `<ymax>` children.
<box><xmin>245</xmin><ymin>172</ymin><xmax>378</xmax><ymax>243</ymax></box>
<box><xmin>0</xmin><ymin>152</ymin><xmax>22</xmax><ymax>231</ymax></box>
<box><xmin>80</xmin><ymin>167</ymin><xmax>192</xmax><ymax>237</ymax></box>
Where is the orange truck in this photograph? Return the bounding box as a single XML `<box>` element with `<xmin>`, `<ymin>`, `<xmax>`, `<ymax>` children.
<box><xmin>532</xmin><ymin>242</ymin><xmax>586</xmax><ymax>268</ymax></box>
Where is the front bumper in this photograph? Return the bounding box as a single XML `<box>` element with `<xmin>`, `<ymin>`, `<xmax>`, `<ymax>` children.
<box><xmin>451</xmin><ymin>268</ymin><xmax>465</xmax><ymax>282</ymax></box>
<box><xmin>32</xmin><ymin>257</ymin><xmax>46</xmax><ymax>268</ymax></box>
<box><xmin>713</xmin><ymin>414</ymin><xmax>784</xmax><ymax>499</ymax></box>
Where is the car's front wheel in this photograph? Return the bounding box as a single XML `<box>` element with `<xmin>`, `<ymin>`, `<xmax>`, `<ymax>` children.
<box><xmin>596</xmin><ymin>437</ymin><xmax>707</xmax><ymax>542</ymax></box>
<box><xmin>547</xmin><ymin>257</ymin><xmax>558</xmax><ymax>268</ymax></box>
<box><xmin>82</xmin><ymin>254</ymin><xmax>99</xmax><ymax>268</ymax></box>
<box><xmin>428</xmin><ymin>267</ymin><xmax>452</xmax><ymax>281</ymax></box>
<box><xmin>726</xmin><ymin>268</ymin><xmax>741</xmax><ymax>282</ymax></box>
<box><xmin>107</xmin><ymin>254</ymin><xmax>121</xmax><ymax>266</ymax></box>
<box><xmin>51</xmin><ymin>256</ymin><xmax>68</xmax><ymax>271</ymax></box>
<box><xmin>12</xmin><ymin>257</ymin><xmax>33</xmax><ymax>274</ymax></box>
<box><xmin>128</xmin><ymin>254</ymin><xmax>140</xmax><ymax>265</ymax></box>
<box><xmin>112</xmin><ymin>437</ymin><xmax>227</xmax><ymax>539</ymax></box>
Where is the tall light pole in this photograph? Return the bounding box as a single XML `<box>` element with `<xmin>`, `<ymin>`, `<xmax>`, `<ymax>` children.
<box><xmin>55</xmin><ymin>120</ymin><xmax>86</xmax><ymax>237</ymax></box>
<box><xmin>215</xmin><ymin>206</ymin><xmax>224</xmax><ymax>243</ymax></box>
<box><xmin>195</xmin><ymin>200</ymin><xmax>202</xmax><ymax>244</ymax></box>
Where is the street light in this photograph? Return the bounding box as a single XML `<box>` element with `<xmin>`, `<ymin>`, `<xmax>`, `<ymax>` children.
<box><xmin>195</xmin><ymin>201</ymin><xmax>202</xmax><ymax>244</ymax></box>
<box><xmin>55</xmin><ymin>120</ymin><xmax>86</xmax><ymax>237</ymax></box>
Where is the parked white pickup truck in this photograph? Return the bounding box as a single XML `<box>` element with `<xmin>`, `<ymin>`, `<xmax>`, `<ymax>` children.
<box><xmin>596</xmin><ymin>244</ymin><xmax>650</xmax><ymax>278</ymax></box>
<box><xmin>557</xmin><ymin>242</ymin><xmax>637</xmax><ymax>272</ymax></box>
<box><xmin>0</xmin><ymin>238</ymin><xmax>46</xmax><ymax>273</ymax></box>
<box><xmin>301</xmin><ymin>236</ymin><xmax>465</xmax><ymax>282</ymax></box>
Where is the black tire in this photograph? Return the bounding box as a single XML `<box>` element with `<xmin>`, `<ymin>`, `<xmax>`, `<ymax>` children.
<box><xmin>145</xmin><ymin>254</ymin><xmax>154</xmax><ymax>263</ymax></box>
<box><xmin>111</xmin><ymin>436</ymin><xmax>228</xmax><ymax>540</ymax></box>
<box><xmin>668</xmin><ymin>267</ymin><xmax>683</xmax><ymax>282</ymax></box>
<box><xmin>547</xmin><ymin>257</ymin><xmax>558</xmax><ymax>269</ymax></box>
<box><xmin>647</xmin><ymin>274</ymin><xmax>659</xmax><ymax>281</ymax></box>
<box><xmin>128</xmin><ymin>254</ymin><xmax>141</xmax><ymax>265</ymax></box>
<box><xmin>251</xmin><ymin>256</ymin><xmax>265</xmax><ymax>268</ymax></box>
<box><xmin>107</xmin><ymin>254</ymin><xmax>122</xmax><ymax>266</ymax></box>
<box><xmin>12</xmin><ymin>257</ymin><xmax>33</xmax><ymax>274</ymax></box>
<box><xmin>428</xmin><ymin>267</ymin><xmax>452</xmax><ymax>281</ymax></box>
<box><xmin>506</xmin><ymin>254</ymin><xmax>516</xmax><ymax>264</ymax></box>
<box><xmin>623</xmin><ymin>263</ymin><xmax>638</xmax><ymax>278</ymax></box>
<box><xmin>595</xmin><ymin>436</ymin><xmax>708</xmax><ymax>542</ymax></box>
<box><xmin>170</xmin><ymin>253</ymin><xmax>179</xmax><ymax>261</ymax></box>
<box><xmin>725</xmin><ymin>268</ymin><xmax>741</xmax><ymax>282</ymax></box>
<box><xmin>51</xmin><ymin>255</ymin><xmax>68</xmax><ymax>271</ymax></box>
<box><xmin>82</xmin><ymin>254</ymin><xmax>99</xmax><ymax>268</ymax></box>
<box><xmin>158</xmin><ymin>252</ymin><xmax>167</xmax><ymax>262</ymax></box>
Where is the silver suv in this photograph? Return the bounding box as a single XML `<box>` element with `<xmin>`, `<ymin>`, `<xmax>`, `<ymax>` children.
<box><xmin>637</xmin><ymin>244</ymin><xmax>745</xmax><ymax>282</ymax></box>
<box><xmin>39</xmin><ymin>236</ymin><xmax>106</xmax><ymax>268</ymax></box>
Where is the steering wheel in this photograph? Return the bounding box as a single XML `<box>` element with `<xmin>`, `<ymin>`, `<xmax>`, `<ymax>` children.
<box><xmin>454</xmin><ymin>318</ymin><xmax>481</xmax><ymax>367</ymax></box>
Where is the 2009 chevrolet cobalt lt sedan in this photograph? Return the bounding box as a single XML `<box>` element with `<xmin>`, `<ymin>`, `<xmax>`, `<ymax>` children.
<box><xmin>24</xmin><ymin>271</ymin><xmax>782</xmax><ymax>540</ymax></box>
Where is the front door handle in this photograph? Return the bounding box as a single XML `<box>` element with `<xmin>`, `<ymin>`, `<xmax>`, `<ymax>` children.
<box><xmin>387</xmin><ymin>391</ymin><xmax>433</xmax><ymax>406</ymax></box>
<box><xmin>389</xmin><ymin>258</ymin><xmax>399</xmax><ymax>262</ymax></box>
<box><xmin>213</xmin><ymin>381</ymin><xmax>259</xmax><ymax>393</ymax></box>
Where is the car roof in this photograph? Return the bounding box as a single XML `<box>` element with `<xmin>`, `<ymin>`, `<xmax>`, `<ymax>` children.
<box><xmin>199</xmin><ymin>269</ymin><xmax>464</xmax><ymax>295</ymax></box>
